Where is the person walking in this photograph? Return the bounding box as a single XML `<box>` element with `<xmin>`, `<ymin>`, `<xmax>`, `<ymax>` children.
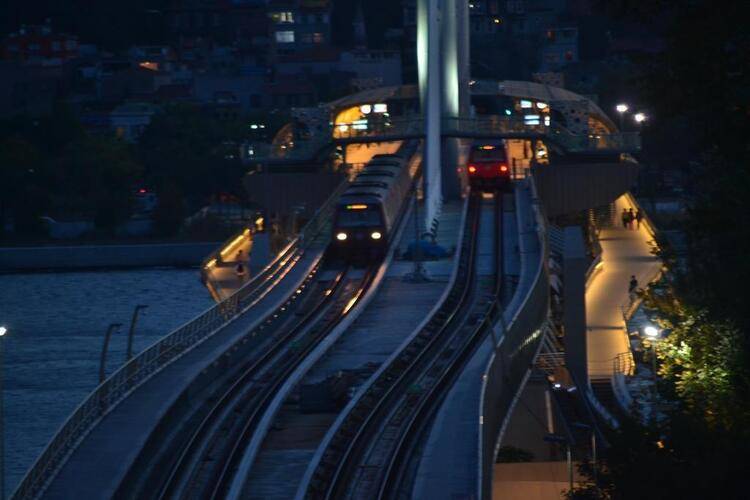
<box><xmin>236</xmin><ymin>262</ymin><xmax>247</xmax><ymax>280</ymax></box>
<box><xmin>628</xmin><ymin>275</ymin><xmax>639</xmax><ymax>295</ymax></box>
<box><xmin>627</xmin><ymin>208</ymin><xmax>636</xmax><ymax>230</ymax></box>
<box><xmin>621</xmin><ymin>208</ymin><xmax>630</xmax><ymax>229</ymax></box>
<box><xmin>635</xmin><ymin>209</ymin><xmax>644</xmax><ymax>229</ymax></box>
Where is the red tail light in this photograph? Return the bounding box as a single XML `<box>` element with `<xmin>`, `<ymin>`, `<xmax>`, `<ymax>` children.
<box><xmin>468</xmin><ymin>165</ymin><xmax>477</xmax><ymax>174</ymax></box>
<box><xmin>499</xmin><ymin>164</ymin><xmax>508</xmax><ymax>173</ymax></box>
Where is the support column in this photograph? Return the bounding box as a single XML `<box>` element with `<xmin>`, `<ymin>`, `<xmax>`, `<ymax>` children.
<box><xmin>418</xmin><ymin>0</ymin><xmax>442</xmax><ymax>235</ymax></box>
<box><xmin>563</xmin><ymin>227</ymin><xmax>589</xmax><ymax>388</ymax></box>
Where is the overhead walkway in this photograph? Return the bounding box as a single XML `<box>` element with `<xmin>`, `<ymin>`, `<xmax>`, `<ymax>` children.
<box><xmin>586</xmin><ymin>194</ymin><xmax>661</xmax><ymax>380</ymax></box>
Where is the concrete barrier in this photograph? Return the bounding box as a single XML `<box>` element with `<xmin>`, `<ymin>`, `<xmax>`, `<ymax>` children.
<box><xmin>0</xmin><ymin>242</ymin><xmax>221</xmax><ymax>272</ymax></box>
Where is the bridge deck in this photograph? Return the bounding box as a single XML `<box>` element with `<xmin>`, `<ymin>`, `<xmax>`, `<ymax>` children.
<box><xmin>413</xmin><ymin>185</ymin><xmax>527</xmax><ymax>499</ymax></box>
<box><xmin>39</xmin><ymin>250</ymin><xmax>323</xmax><ymax>500</ymax></box>
<box><xmin>243</xmin><ymin>200</ymin><xmax>465</xmax><ymax>498</ymax></box>
<box><xmin>586</xmin><ymin>195</ymin><xmax>661</xmax><ymax>379</ymax></box>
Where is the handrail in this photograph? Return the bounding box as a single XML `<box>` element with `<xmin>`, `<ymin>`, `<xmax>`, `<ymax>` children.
<box><xmin>478</xmin><ymin>176</ymin><xmax>550</xmax><ymax>499</ymax></box>
<box><xmin>329</xmin><ymin>114</ymin><xmax>641</xmax><ymax>152</ymax></box>
<box><xmin>11</xmin><ymin>178</ymin><xmax>349</xmax><ymax>500</ymax></box>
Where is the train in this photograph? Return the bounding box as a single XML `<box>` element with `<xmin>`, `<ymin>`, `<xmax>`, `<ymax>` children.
<box><xmin>330</xmin><ymin>146</ymin><xmax>416</xmax><ymax>261</ymax></box>
<box><xmin>466</xmin><ymin>140</ymin><xmax>512</xmax><ymax>192</ymax></box>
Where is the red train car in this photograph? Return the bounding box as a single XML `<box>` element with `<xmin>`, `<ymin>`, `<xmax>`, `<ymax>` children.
<box><xmin>467</xmin><ymin>141</ymin><xmax>511</xmax><ymax>192</ymax></box>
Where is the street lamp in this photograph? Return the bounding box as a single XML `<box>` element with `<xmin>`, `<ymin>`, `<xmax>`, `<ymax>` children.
<box><xmin>644</xmin><ymin>324</ymin><xmax>661</xmax><ymax>401</ymax></box>
<box><xmin>634</xmin><ymin>112</ymin><xmax>647</xmax><ymax>124</ymax></box>
<box><xmin>572</xmin><ymin>422</ymin><xmax>597</xmax><ymax>485</ymax></box>
<box><xmin>544</xmin><ymin>433</ymin><xmax>573</xmax><ymax>490</ymax></box>
<box><xmin>615</xmin><ymin>104</ymin><xmax>629</xmax><ymax>131</ymax></box>
<box><xmin>100</xmin><ymin>323</ymin><xmax>123</xmax><ymax>383</ymax></box>
<box><xmin>126</xmin><ymin>305</ymin><xmax>148</xmax><ymax>362</ymax></box>
<box><xmin>0</xmin><ymin>326</ymin><xmax>7</xmax><ymax>500</ymax></box>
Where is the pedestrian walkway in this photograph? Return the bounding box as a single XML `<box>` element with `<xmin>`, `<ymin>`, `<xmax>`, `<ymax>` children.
<box><xmin>586</xmin><ymin>194</ymin><xmax>662</xmax><ymax>379</ymax></box>
<box><xmin>202</xmin><ymin>230</ymin><xmax>260</xmax><ymax>301</ymax></box>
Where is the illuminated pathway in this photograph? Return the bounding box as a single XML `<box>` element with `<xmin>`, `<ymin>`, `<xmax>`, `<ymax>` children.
<box><xmin>586</xmin><ymin>194</ymin><xmax>661</xmax><ymax>379</ymax></box>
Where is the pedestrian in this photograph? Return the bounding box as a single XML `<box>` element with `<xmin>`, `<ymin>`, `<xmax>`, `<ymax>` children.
<box><xmin>627</xmin><ymin>208</ymin><xmax>635</xmax><ymax>230</ymax></box>
<box><xmin>235</xmin><ymin>249</ymin><xmax>244</xmax><ymax>262</ymax></box>
<box><xmin>635</xmin><ymin>209</ymin><xmax>644</xmax><ymax>229</ymax></box>
<box><xmin>236</xmin><ymin>262</ymin><xmax>247</xmax><ymax>280</ymax></box>
<box><xmin>628</xmin><ymin>275</ymin><xmax>639</xmax><ymax>295</ymax></box>
<box><xmin>621</xmin><ymin>208</ymin><xmax>629</xmax><ymax>229</ymax></box>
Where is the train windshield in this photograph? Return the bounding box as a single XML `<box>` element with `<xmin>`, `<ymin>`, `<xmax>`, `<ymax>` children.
<box><xmin>470</xmin><ymin>144</ymin><xmax>506</xmax><ymax>161</ymax></box>
<box><xmin>337</xmin><ymin>208</ymin><xmax>382</xmax><ymax>227</ymax></box>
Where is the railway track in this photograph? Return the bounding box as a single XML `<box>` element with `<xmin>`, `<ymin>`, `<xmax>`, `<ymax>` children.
<box><xmin>151</xmin><ymin>264</ymin><xmax>376</xmax><ymax>500</ymax></box>
<box><xmin>304</xmin><ymin>191</ymin><xmax>505</xmax><ymax>500</ymax></box>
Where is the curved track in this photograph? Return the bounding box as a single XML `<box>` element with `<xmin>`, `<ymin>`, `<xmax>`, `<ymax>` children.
<box><xmin>305</xmin><ymin>191</ymin><xmax>506</xmax><ymax>500</ymax></box>
<box><xmin>151</xmin><ymin>265</ymin><xmax>376</xmax><ymax>500</ymax></box>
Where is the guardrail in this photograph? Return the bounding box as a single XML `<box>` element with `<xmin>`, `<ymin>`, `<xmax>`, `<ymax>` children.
<box><xmin>331</xmin><ymin>114</ymin><xmax>641</xmax><ymax>153</ymax></box>
<box><xmin>478</xmin><ymin>176</ymin><xmax>550</xmax><ymax>499</ymax></box>
<box><xmin>12</xmin><ymin>179</ymin><xmax>350</xmax><ymax>500</ymax></box>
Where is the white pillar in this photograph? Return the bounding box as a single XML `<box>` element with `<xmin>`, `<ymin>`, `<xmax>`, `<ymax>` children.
<box><xmin>418</xmin><ymin>0</ymin><xmax>443</xmax><ymax>236</ymax></box>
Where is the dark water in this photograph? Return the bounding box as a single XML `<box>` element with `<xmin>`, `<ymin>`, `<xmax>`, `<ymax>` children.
<box><xmin>0</xmin><ymin>269</ymin><xmax>213</xmax><ymax>495</ymax></box>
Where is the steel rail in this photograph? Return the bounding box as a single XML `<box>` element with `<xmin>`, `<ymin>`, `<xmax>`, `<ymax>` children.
<box><xmin>208</xmin><ymin>266</ymin><xmax>377</xmax><ymax>500</ymax></box>
<box><xmin>305</xmin><ymin>193</ymin><xmax>483</xmax><ymax>499</ymax></box>
<box><xmin>378</xmin><ymin>192</ymin><xmax>505</xmax><ymax>500</ymax></box>
<box><xmin>156</xmin><ymin>268</ymin><xmax>350</xmax><ymax>500</ymax></box>
<box><xmin>12</xmin><ymin>179</ymin><xmax>349</xmax><ymax>500</ymax></box>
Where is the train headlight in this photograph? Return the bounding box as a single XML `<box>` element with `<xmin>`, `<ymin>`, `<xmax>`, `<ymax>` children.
<box><xmin>371</xmin><ymin>231</ymin><xmax>382</xmax><ymax>240</ymax></box>
<box><xmin>336</xmin><ymin>232</ymin><xmax>348</xmax><ymax>241</ymax></box>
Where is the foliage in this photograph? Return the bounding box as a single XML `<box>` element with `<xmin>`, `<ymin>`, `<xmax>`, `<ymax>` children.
<box><xmin>137</xmin><ymin>104</ymin><xmax>248</xmax><ymax>207</ymax></box>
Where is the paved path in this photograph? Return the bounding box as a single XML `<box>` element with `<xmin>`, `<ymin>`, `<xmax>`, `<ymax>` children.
<box><xmin>203</xmin><ymin>233</ymin><xmax>254</xmax><ymax>301</ymax></box>
<box><xmin>586</xmin><ymin>194</ymin><xmax>661</xmax><ymax>379</ymax></box>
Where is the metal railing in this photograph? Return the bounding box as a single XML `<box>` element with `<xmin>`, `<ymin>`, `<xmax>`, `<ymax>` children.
<box><xmin>331</xmin><ymin>114</ymin><xmax>641</xmax><ymax>153</ymax></box>
<box><xmin>12</xmin><ymin>179</ymin><xmax>350</xmax><ymax>500</ymax></box>
<box><xmin>478</xmin><ymin>176</ymin><xmax>550</xmax><ymax>499</ymax></box>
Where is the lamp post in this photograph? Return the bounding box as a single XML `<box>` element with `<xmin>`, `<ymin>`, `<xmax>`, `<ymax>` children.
<box><xmin>572</xmin><ymin>422</ymin><xmax>597</xmax><ymax>485</ymax></box>
<box><xmin>0</xmin><ymin>326</ymin><xmax>6</xmax><ymax>500</ymax></box>
<box><xmin>100</xmin><ymin>323</ymin><xmax>122</xmax><ymax>384</ymax></box>
<box><xmin>615</xmin><ymin>103</ymin><xmax>629</xmax><ymax>131</ymax></box>
<box><xmin>544</xmin><ymin>433</ymin><xmax>573</xmax><ymax>490</ymax></box>
<box><xmin>126</xmin><ymin>305</ymin><xmax>148</xmax><ymax>362</ymax></box>
<box><xmin>644</xmin><ymin>324</ymin><xmax>660</xmax><ymax>403</ymax></box>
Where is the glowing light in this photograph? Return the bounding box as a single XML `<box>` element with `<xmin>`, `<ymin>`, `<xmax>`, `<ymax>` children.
<box><xmin>1</xmin><ymin>326</ymin><xmax>8</xmax><ymax>336</ymax></box>
<box><xmin>553</xmin><ymin>382</ymin><xmax>562</xmax><ymax>389</ymax></box>
<box><xmin>373</xmin><ymin>103</ymin><xmax>387</xmax><ymax>113</ymax></box>
<box><xmin>504</xmin><ymin>109</ymin><xmax>512</xmax><ymax>116</ymax></box>
<box><xmin>338</xmin><ymin>124</ymin><xmax>349</xmax><ymax>132</ymax></box>
<box><xmin>536</xmin><ymin>102</ymin><xmax>548</xmax><ymax>109</ymax></box>
<box><xmin>493</xmin><ymin>18</ymin><xmax>501</xmax><ymax>24</ymax></box>
<box><xmin>644</xmin><ymin>325</ymin><xmax>659</xmax><ymax>338</ymax></box>
<box><xmin>520</xmin><ymin>100</ymin><xmax>533</xmax><ymax>108</ymax></box>
<box><xmin>336</xmin><ymin>232</ymin><xmax>348</xmax><ymax>241</ymax></box>
<box><xmin>360</xmin><ymin>104</ymin><xmax>372</xmax><ymax>114</ymax></box>
<box><xmin>206</xmin><ymin>258</ymin><xmax>217</xmax><ymax>268</ymax></box>
<box><xmin>634</xmin><ymin>112</ymin><xmax>647</xmax><ymax>123</ymax></box>
<box><xmin>468</xmin><ymin>165</ymin><xmax>477</xmax><ymax>174</ymax></box>
<box><xmin>346</xmin><ymin>204</ymin><xmax>368</xmax><ymax>210</ymax></box>
<box><xmin>499</xmin><ymin>165</ymin><xmax>508</xmax><ymax>172</ymax></box>
<box><xmin>371</xmin><ymin>231</ymin><xmax>382</xmax><ymax>240</ymax></box>
<box><xmin>616</xmin><ymin>103</ymin><xmax>629</xmax><ymax>113</ymax></box>
<box><xmin>544</xmin><ymin>116</ymin><xmax>551</xmax><ymax>126</ymax></box>
<box><xmin>480</xmin><ymin>145</ymin><xmax>496</xmax><ymax>150</ymax></box>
